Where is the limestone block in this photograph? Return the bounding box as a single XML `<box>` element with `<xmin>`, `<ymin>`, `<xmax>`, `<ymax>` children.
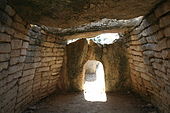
<box><xmin>50</xmin><ymin>64</ymin><xmax>62</xmax><ymax>69</ymax></box>
<box><xmin>23</xmin><ymin>69</ymin><xmax>35</xmax><ymax>76</ymax></box>
<box><xmin>24</xmin><ymin>63</ymin><xmax>36</xmax><ymax>70</ymax></box>
<box><xmin>156</xmin><ymin>38</ymin><xmax>167</xmax><ymax>51</ymax></box>
<box><xmin>11</xmin><ymin>49</ymin><xmax>20</xmax><ymax>57</ymax></box>
<box><xmin>37</xmin><ymin>67</ymin><xmax>50</xmax><ymax>72</ymax></box>
<box><xmin>143</xmin><ymin>51</ymin><xmax>154</xmax><ymax>58</ymax></box>
<box><xmin>11</xmin><ymin>39</ymin><xmax>22</xmax><ymax>49</ymax></box>
<box><xmin>7</xmin><ymin>71</ymin><xmax>22</xmax><ymax>82</ymax></box>
<box><xmin>19</xmin><ymin>74</ymin><xmax>34</xmax><ymax>84</ymax></box>
<box><xmin>0</xmin><ymin>33</ymin><xmax>11</xmax><ymax>42</ymax></box>
<box><xmin>42</xmin><ymin>42</ymin><xmax>54</xmax><ymax>47</ymax></box>
<box><xmin>0</xmin><ymin>54</ymin><xmax>9</xmax><ymax>62</ymax></box>
<box><xmin>0</xmin><ymin>43</ymin><xmax>11</xmax><ymax>53</ymax></box>
<box><xmin>5</xmin><ymin>5</ymin><xmax>15</xmax><ymax>17</ymax></box>
<box><xmin>10</xmin><ymin>57</ymin><xmax>21</xmax><ymax>65</ymax></box>
<box><xmin>143</xmin><ymin>56</ymin><xmax>150</xmax><ymax>65</ymax></box>
<box><xmin>146</xmin><ymin>35</ymin><xmax>157</xmax><ymax>43</ymax></box>
<box><xmin>130</xmin><ymin>45</ymin><xmax>143</xmax><ymax>52</ymax></box>
<box><xmin>154</xmin><ymin>70</ymin><xmax>168</xmax><ymax>80</ymax></box>
<box><xmin>142</xmin><ymin>44</ymin><xmax>157</xmax><ymax>51</ymax></box>
<box><xmin>14</xmin><ymin>32</ymin><xmax>29</xmax><ymax>41</ymax></box>
<box><xmin>22</xmin><ymin>42</ymin><xmax>29</xmax><ymax>49</ymax></box>
<box><xmin>41</xmin><ymin>57</ymin><xmax>56</xmax><ymax>62</ymax></box>
<box><xmin>152</xmin><ymin>62</ymin><xmax>166</xmax><ymax>73</ymax></box>
<box><xmin>154</xmin><ymin>52</ymin><xmax>162</xmax><ymax>59</ymax></box>
<box><xmin>0</xmin><ymin>62</ymin><xmax>8</xmax><ymax>71</ymax></box>
<box><xmin>139</xmin><ymin>37</ymin><xmax>147</xmax><ymax>44</ymax></box>
<box><xmin>161</xmin><ymin>49</ymin><xmax>170</xmax><ymax>59</ymax></box>
<box><xmin>2</xmin><ymin>85</ymin><xmax>18</xmax><ymax>107</ymax></box>
<box><xmin>21</xmin><ymin>49</ymin><xmax>27</xmax><ymax>55</ymax></box>
<box><xmin>8</xmin><ymin>63</ymin><xmax>24</xmax><ymax>74</ymax></box>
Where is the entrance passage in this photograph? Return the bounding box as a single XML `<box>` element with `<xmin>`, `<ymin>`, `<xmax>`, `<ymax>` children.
<box><xmin>83</xmin><ymin>60</ymin><xmax>107</xmax><ymax>102</ymax></box>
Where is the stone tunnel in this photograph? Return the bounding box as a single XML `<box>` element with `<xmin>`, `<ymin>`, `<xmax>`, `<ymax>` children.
<box><xmin>0</xmin><ymin>0</ymin><xmax>170</xmax><ymax>113</ymax></box>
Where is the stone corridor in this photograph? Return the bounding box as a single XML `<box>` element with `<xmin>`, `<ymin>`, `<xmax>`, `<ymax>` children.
<box><xmin>0</xmin><ymin>0</ymin><xmax>170</xmax><ymax>113</ymax></box>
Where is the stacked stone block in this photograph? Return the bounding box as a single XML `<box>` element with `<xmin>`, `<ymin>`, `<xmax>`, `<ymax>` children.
<box><xmin>0</xmin><ymin>3</ymin><xmax>66</xmax><ymax>113</ymax></box>
<box><xmin>125</xmin><ymin>1</ymin><xmax>170</xmax><ymax>112</ymax></box>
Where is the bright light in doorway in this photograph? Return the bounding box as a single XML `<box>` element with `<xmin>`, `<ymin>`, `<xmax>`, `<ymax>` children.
<box><xmin>83</xmin><ymin>62</ymin><xmax>107</xmax><ymax>102</ymax></box>
<box><xmin>88</xmin><ymin>33</ymin><xmax>119</xmax><ymax>45</ymax></box>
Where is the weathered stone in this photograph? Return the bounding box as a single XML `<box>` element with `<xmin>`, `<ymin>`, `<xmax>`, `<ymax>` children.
<box><xmin>37</xmin><ymin>67</ymin><xmax>50</xmax><ymax>72</ymax></box>
<box><xmin>156</xmin><ymin>38</ymin><xmax>167</xmax><ymax>51</ymax></box>
<box><xmin>154</xmin><ymin>69</ymin><xmax>168</xmax><ymax>80</ymax></box>
<box><xmin>14</xmin><ymin>32</ymin><xmax>29</xmax><ymax>41</ymax></box>
<box><xmin>5</xmin><ymin>5</ymin><xmax>15</xmax><ymax>17</ymax></box>
<box><xmin>22</xmin><ymin>42</ymin><xmax>29</xmax><ymax>49</ymax></box>
<box><xmin>142</xmin><ymin>44</ymin><xmax>157</xmax><ymax>51</ymax></box>
<box><xmin>0</xmin><ymin>54</ymin><xmax>9</xmax><ymax>62</ymax></box>
<box><xmin>161</xmin><ymin>50</ymin><xmax>170</xmax><ymax>59</ymax></box>
<box><xmin>23</xmin><ymin>69</ymin><xmax>35</xmax><ymax>77</ymax></box>
<box><xmin>7</xmin><ymin>71</ymin><xmax>22</xmax><ymax>82</ymax></box>
<box><xmin>143</xmin><ymin>51</ymin><xmax>154</xmax><ymax>58</ymax></box>
<box><xmin>0</xmin><ymin>43</ymin><xmax>11</xmax><ymax>53</ymax></box>
<box><xmin>0</xmin><ymin>33</ymin><xmax>11</xmax><ymax>42</ymax></box>
<box><xmin>0</xmin><ymin>62</ymin><xmax>8</xmax><ymax>71</ymax></box>
<box><xmin>11</xmin><ymin>49</ymin><xmax>20</xmax><ymax>57</ymax></box>
<box><xmin>41</xmin><ymin>57</ymin><xmax>56</xmax><ymax>62</ymax></box>
<box><xmin>19</xmin><ymin>74</ymin><xmax>34</xmax><ymax>84</ymax></box>
<box><xmin>21</xmin><ymin>49</ymin><xmax>27</xmax><ymax>56</ymax></box>
<box><xmin>146</xmin><ymin>35</ymin><xmax>157</xmax><ymax>43</ymax></box>
<box><xmin>11</xmin><ymin>39</ymin><xmax>22</xmax><ymax>49</ymax></box>
<box><xmin>8</xmin><ymin>63</ymin><xmax>24</xmax><ymax>74</ymax></box>
<box><xmin>152</xmin><ymin>62</ymin><xmax>166</xmax><ymax>73</ymax></box>
<box><xmin>10</xmin><ymin>56</ymin><xmax>25</xmax><ymax>65</ymax></box>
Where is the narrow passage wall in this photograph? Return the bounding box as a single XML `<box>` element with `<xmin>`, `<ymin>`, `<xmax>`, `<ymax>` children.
<box><xmin>0</xmin><ymin>3</ymin><xmax>66</xmax><ymax>113</ymax></box>
<box><xmin>123</xmin><ymin>0</ymin><xmax>170</xmax><ymax>112</ymax></box>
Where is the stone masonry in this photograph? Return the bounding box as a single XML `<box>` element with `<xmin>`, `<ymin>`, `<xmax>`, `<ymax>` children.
<box><xmin>123</xmin><ymin>1</ymin><xmax>170</xmax><ymax>112</ymax></box>
<box><xmin>0</xmin><ymin>3</ymin><xmax>66</xmax><ymax>113</ymax></box>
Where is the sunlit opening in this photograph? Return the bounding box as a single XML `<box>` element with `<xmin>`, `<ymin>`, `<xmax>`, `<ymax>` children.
<box><xmin>67</xmin><ymin>33</ymin><xmax>119</xmax><ymax>45</ymax></box>
<box><xmin>83</xmin><ymin>60</ymin><xmax>107</xmax><ymax>102</ymax></box>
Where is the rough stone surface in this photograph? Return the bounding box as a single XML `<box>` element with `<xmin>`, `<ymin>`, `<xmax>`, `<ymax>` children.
<box><xmin>0</xmin><ymin>5</ymin><xmax>66</xmax><ymax>113</ymax></box>
<box><xmin>124</xmin><ymin>1</ymin><xmax>170</xmax><ymax>112</ymax></box>
<box><xmin>10</xmin><ymin>0</ymin><xmax>160</xmax><ymax>28</ymax></box>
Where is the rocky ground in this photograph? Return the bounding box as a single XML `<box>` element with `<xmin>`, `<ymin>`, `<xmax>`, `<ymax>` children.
<box><xmin>23</xmin><ymin>92</ymin><xmax>159</xmax><ymax>113</ymax></box>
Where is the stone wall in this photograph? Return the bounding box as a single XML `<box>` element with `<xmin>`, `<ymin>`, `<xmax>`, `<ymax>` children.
<box><xmin>124</xmin><ymin>0</ymin><xmax>170</xmax><ymax>112</ymax></box>
<box><xmin>66</xmin><ymin>39</ymin><xmax>130</xmax><ymax>92</ymax></box>
<box><xmin>0</xmin><ymin>3</ymin><xmax>66</xmax><ymax>113</ymax></box>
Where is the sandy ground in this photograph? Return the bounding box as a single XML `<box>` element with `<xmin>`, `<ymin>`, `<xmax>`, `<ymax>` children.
<box><xmin>24</xmin><ymin>92</ymin><xmax>158</xmax><ymax>113</ymax></box>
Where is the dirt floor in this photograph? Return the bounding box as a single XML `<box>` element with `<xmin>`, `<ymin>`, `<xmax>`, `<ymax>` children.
<box><xmin>24</xmin><ymin>92</ymin><xmax>159</xmax><ymax>113</ymax></box>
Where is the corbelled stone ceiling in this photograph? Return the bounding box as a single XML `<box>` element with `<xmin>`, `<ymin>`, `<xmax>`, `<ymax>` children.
<box><xmin>10</xmin><ymin>0</ymin><xmax>160</xmax><ymax>28</ymax></box>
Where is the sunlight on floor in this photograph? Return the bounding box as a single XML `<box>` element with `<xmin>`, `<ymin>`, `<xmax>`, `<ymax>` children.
<box><xmin>83</xmin><ymin>62</ymin><xmax>107</xmax><ymax>102</ymax></box>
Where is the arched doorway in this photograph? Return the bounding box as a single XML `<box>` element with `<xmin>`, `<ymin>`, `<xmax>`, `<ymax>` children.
<box><xmin>83</xmin><ymin>60</ymin><xmax>107</xmax><ymax>102</ymax></box>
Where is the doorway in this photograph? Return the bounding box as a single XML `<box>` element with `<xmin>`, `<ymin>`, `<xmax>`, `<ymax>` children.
<box><xmin>83</xmin><ymin>60</ymin><xmax>107</xmax><ymax>102</ymax></box>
